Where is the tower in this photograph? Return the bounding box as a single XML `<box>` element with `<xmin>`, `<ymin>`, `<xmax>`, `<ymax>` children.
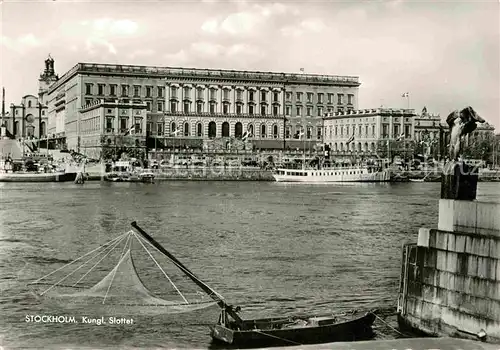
<box><xmin>38</xmin><ymin>54</ymin><xmax>59</xmax><ymax>104</ymax></box>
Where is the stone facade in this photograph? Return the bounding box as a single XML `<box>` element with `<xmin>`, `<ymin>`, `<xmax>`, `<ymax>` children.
<box><xmin>7</xmin><ymin>95</ymin><xmax>48</xmax><ymax>139</ymax></box>
<box><xmin>323</xmin><ymin>108</ymin><xmax>416</xmax><ymax>154</ymax></box>
<box><xmin>43</xmin><ymin>61</ymin><xmax>360</xmax><ymax>155</ymax></box>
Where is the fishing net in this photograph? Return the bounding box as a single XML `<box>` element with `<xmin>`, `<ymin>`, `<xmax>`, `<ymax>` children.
<box><xmin>28</xmin><ymin>230</ymin><xmax>219</xmax><ymax>315</ymax></box>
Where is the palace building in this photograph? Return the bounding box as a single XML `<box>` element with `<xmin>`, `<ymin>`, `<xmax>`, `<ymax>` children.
<box><xmin>41</xmin><ymin>57</ymin><xmax>360</xmax><ymax>158</ymax></box>
<box><xmin>323</xmin><ymin>108</ymin><xmax>417</xmax><ymax>155</ymax></box>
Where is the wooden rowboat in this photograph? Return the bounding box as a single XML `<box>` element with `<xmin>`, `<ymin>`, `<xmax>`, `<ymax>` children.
<box><xmin>130</xmin><ymin>222</ymin><xmax>376</xmax><ymax>348</ymax></box>
<box><xmin>210</xmin><ymin>310</ymin><xmax>375</xmax><ymax>347</ymax></box>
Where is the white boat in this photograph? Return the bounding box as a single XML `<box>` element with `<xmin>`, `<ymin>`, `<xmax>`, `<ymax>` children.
<box><xmin>272</xmin><ymin>165</ymin><xmax>390</xmax><ymax>183</ymax></box>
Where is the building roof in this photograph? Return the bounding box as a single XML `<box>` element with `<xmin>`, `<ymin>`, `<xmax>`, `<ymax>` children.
<box><xmin>48</xmin><ymin>62</ymin><xmax>361</xmax><ymax>94</ymax></box>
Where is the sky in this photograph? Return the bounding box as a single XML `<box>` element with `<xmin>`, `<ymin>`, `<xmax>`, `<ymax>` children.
<box><xmin>1</xmin><ymin>0</ymin><xmax>499</xmax><ymax>130</ymax></box>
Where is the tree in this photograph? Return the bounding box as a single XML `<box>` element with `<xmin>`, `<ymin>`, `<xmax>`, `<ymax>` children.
<box><xmin>462</xmin><ymin>132</ymin><xmax>495</xmax><ymax>164</ymax></box>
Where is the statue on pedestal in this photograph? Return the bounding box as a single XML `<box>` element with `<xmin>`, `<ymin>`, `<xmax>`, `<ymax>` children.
<box><xmin>442</xmin><ymin>106</ymin><xmax>485</xmax><ymax>201</ymax></box>
<box><xmin>446</xmin><ymin>106</ymin><xmax>485</xmax><ymax>161</ymax></box>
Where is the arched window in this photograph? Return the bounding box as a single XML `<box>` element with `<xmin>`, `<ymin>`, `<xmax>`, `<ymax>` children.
<box><xmin>248</xmin><ymin>124</ymin><xmax>254</xmax><ymax>136</ymax></box>
<box><xmin>197</xmin><ymin>123</ymin><xmax>203</xmax><ymax>137</ymax></box>
<box><xmin>184</xmin><ymin>122</ymin><xmax>190</xmax><ymax>136</ymax></box>
<box><xmin>371</xmin><ymin>142</ymin><xmax>375</xmax><ymax>151</ymax></box>
<box><xmin>364</xmin><ymin>142</ymin><xmax>368</xmax><ymax>151</ymax></box>
<box><xmin>273</xmin><ymin>124</ymin><xmax>278</xmax><ymax>138</ymax></box>
<box><xmin>340</xmin><ymin>142</ymin><xmax>344</xmax><ymax>151</ymax></box>
<box><xmin>234</xmin><ymin>122</ymin><xmax>243</xmax><ymax>138</ymax></box>
<box><xmin>222</xmin><ymin>122</ymin><xmax>230</xmax><ymax>137</ymax></box>
<box><xmin>28</xmin><ymin>100</ymin><xmax>32</xmax><ymax>108</ymax></box>
<box><xmin>208</xmin><ymin>121</ymin><xmax>216</xmax><ymax>138</ymax></box>
<box><xmin>171</xmin><ymin>122</ymin><xmax>176</xmax><ymax>135</ymax></box>
<box><xmin>358</xmin><ymin>142</ymin><xmax>362</xmax><ymax>151</ymax></box>
<box><xmin>41</xmin><ymin>121</ymin><xmax>46</xmax><ymax>137</ymax></box>
<box><xmin>260</xmin><ymin>124</ymin><xmax>266</xmax><ymax>138</ymax></box>
<box><xmin>306</xmin><ymin>126</ymin><xmax>312</xmax><ymax>139</ymax></box>
<box><xmin>334</xmin><ymin>143</ymin><xmax>338</xmax><ymax>151</ymax></box>
<box><xmin>285</xmin><ymin>126</ymin><xmax>291</xmax><ymax>139</ymax></box>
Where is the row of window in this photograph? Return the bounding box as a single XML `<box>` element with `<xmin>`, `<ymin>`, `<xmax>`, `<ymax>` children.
<box><xmin>285</xmin><ymin>92</ymin><xmax>354</xmax><ymax>105</ymax></box>
<box><xmin>83</xmin><ymin>83</ymin><xmax>354</xmax><ymax>106</ymax></box>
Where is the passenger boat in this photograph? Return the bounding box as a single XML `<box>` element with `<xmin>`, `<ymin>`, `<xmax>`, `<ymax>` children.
<box><xmin>0</xmin><ymin>171</ymin><xmax>77</xmax><ymax>182</ymax></box>
<box><xmin>272</xmin><ymin>165</ymin><xmax>390</xmax><ymax>183</ymax></box>
<box><xmin>129</xmin><ymin>222</ymin><xmax>376</xmax><ymax>348</ymax></box>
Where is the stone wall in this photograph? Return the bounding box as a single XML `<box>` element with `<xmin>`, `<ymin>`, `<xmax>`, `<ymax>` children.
<box><xmin>398</xmin><ymin>200</ymin><xmax>500</xmax><ymax>344</ymax></box>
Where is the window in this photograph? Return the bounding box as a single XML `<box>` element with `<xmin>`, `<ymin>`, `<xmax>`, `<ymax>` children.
<box><xmin>285</xmin><ymin>126</ymin><xmax>291</xmax><ymax>138</ymax></box>
<box><xmin>405</xmin><ymin>125</ymin><xmax>411</xmax><ymax>137</ymax></box>
<box><xmin>348</xmin><ymin>94</ymin><xmax>354</xmax><ymax>105</ymax></box>
<box><xmin>273</xmin><ymin>105</ymin><xmax>279</xmax><ymax>116</ymax></box>
<box><xmin>85</xmin><ymin>98</ymin><xmax>92</xmax><ymax>105</ymax></box>
<box><xmin>358</xmin><ymin>125</ymin><xmax>362</xmax><ymax>135</ymax></box>
<box><xmin>147</xmin><ymin>122</ymin><xmax>152</xmax><ymax>132</ymax></box>
<box><xmin>197</xmin><ymin>123</ymin><xmax>203</xmax><ymax>137</ymax></box>
<box><xmin>210</xmin><ymin>88</ymin><xmax>216</xmax><ymax>100</ymax></box>
<box><xmin>98</xmin><ymin>84</ymin><xmax>105</xmax><ymax>96</ymax></box>
<box><xmin>197</xmin><ymin>87</ymin><xmax>204</xmax><ymax>99</ymax></box>
<box><xmin>382</xmin><ymin>124</ymin><xmax>389</xmax><ymax>138</ymax></box>
<box><xmin>328</xmin><ymin>93</ymin><xmax>333</xmax><ymax>103</ymax></box>
<box><xmin>184</xmin><ymin>123</ymin><xmax>190</xmax><ymax>136</ymax></box>
<box><xmin>223</xmin><ymin>103</ymin><xmax>229</xmax><ymax>114</ymax></box>
<box><xmin>296</xmin><ymin>106</ymin><xmax>302</xmax><ymax>116</ymax></box>
<box><xmin>209</xmin><ymin>102</ymin><xmax>215</xmax><ymax>114</ymax></box>
<box><xmin>197</xmin><ymin>102</ymin><xmax>203</xmax><ymax>113</ymax></box>
<box><xmin>28</xmin><ymin>100</ymin><xmax>32</xmax><ymax>108</ymax></box>
<box><xmin>236</xmin><ymin>90</ymin><xmax>243</xmax><ymax>101</ymax></box>
<box><xmin>394</xmin><ymin>125</ymin><xmax>400</xmax><ymax>137</ymax></box>
<box><xmin>307</xmin><ymin>92</ymin><xmax>313</xmax><ymax>102</ymax></box>
<box><xmin>318</xmin><ymin>93</ymin><xmax>324</xmax><ymax>104</ymax></box>
<box><xmin>317</xmin><ymin>128</ymin><xmax>322</xmax><ymax>140</ymax></box>
<box><xmin>286</xmin><ymin>92</ymin><xmax>292</xmax><ymax>100</ymax></box>
<box><xmin>273</xmin><ymin>125</ymin><xmax>278</xmax><ymax>138</ymax></box>
<box><xmin>146</xmin><ymin>86</ymin><xmax>152</xmax><ymax>98</ymax></box>
<box><xmin>318</xmin><ymin>107</ymin><xmax>323</xmax><ymax>116</ymax></box>
<box><xmin>296</xmin><ymin>92</ymin><xmax>302</xmax><ymax>101</ymax></box>
<box><xmin>121</xmin><ymin>85</ymin><xmax>128</xmax><ymax>97</ymax></box>
<box><xmin>236</xmin><ymin>104</ymin><xmax>242</xmax><ymax>115</ymax></box>
<box><xmin>134</xmin><ymin>85</ymin><xmax>141</xmax><ymax>97</ymax></box>
<box><xmin>146</xmin><ymin>102</ymin><xmax>151</xmax><ymax>111</ymax></box>
<box><xmin>365</xmin><ymin>125</ymin><xmax>368</xmax><ymax>135</ymax></box>
<box><xmin>183</xmin><ymin>102</ymin><xmax>190</xmax><ymax>113</ymax></box>
<box><xmin>249</xmin><ymin>91</ymin><xmax>254</xmax><ymax>102</ymax></box>
<box><xmin>85</xmin><ymin>83</ymin><xmax>93</xmax><ymax>95</ymax></box>
<box><xmin>306</xmin><ymin>126</ymin><xmax>312</xmax><ymax>139</ymax></box>
<box><xmin>261</xmin><ymin>91</ymin><xmax>267</xmax><ymax>102</ymax></box>
<box><xmin>273</xmin><ymin>92</ymin><xmax>279</xmax><ymax>102</ymax></box>
<box><xmin>106</xmin><ymin>117</ymin><xmax>113</xmax><ymax>133</ymax></box>
<box><xmin>372</xmin><ymin>125</ymin><xmax>376</xmax><ymax>136</ymax></box>
<box><xmin>157</xmin><ymin>86</ymin><xmax>164</xmax><ymax>98</ymax></box>
<box><xmin>184</xmin><ymin>87</ymin><xmax>191</xmax><ymax>99</ymax></box>
<box><xmin>120</xmin><ymin>118</ymin><xmax>127</xmax><ymax>132</ymax></box>
<box><xmin>223</xmin><ymin>89</ymin><xmax>229</xmax><ymax>100</ymax></box>
<box><xmin>157</xmin><ymin>101</ymin><xmax>164</xmax><ymax>112</ymax></box>
<box><xmin>157</xmin><ymin>123</ymin><xmax>163</xmax><ymax>136</ymax></box>
<box><xmin>286</xmin><ymin>106</ymin><xmax>291</xmax><ymax>116</ymax></box>
<box><xmin>335</xmin><ymin>126</ymin><xmax>338</xmax><ymax>136</ymax></box>
<box><xmin>261</xmin><ymin>105</ymin><xmax>266</xmax><ymax>116</ymax></box>
<box><xmin>171</xmin><ymin>86</ymin><xmax>178</xmax><ymax>98</ymax></box>
<box><xmin>170</xmin><ymin>101</ymin><xmax>177</xmax><ymax>113</ymax></box>
<box><xmin>306</xmin><ymin>107</ymin><xmax>312</xmax><ymax>116</ymax></box>
<box><xmin>110</xmin><ymin>85</ymin><xmax>117</xmax><ymax>96</ymax></box>
<box><xmin>337</xmin><ymin>94</ymin><xmax>343</xmax><ymax>105</ymax></box>
<box><xmin>249</xmin><ymin>105</ymin><xmax>254</xmax><ymax>115</ymax></box>
<box><xmin>261</xmin><ymin>124</ymin><xmax>266</xmax><ymax>138</ymax></box>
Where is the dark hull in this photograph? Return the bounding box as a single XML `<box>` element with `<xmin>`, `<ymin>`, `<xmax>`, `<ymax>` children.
<box><xmin>0</xmin><ymin>172</ymin><xmax>77</xmax><ymax>182</ymax></box>
<box><xmin>210</xmin><ymin>312</ymin><xmax>375</xmax><ymax>348</ymax></box>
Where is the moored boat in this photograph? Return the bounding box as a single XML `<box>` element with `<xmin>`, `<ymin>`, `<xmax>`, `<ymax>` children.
<box><xmin>0</xmin><ymin>171</ymin><xmax>77</xmax><ymax>182</ymax></box>
<box><xmin>210</xmin><ymin>309</ymin><xmax>375</xmax><ymax>347</ymax></box>
<box><xmin>272</xmin><ymin>165</ymin><xmax>390</xmax><ymax>183</ymax></box>
<box><xmin>129</xmin><ymin>222</ymin><xmax>377</xmax><ymax>348</ymax></box>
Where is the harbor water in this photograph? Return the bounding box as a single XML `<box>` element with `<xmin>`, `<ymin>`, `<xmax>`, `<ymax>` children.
<box><xmin>0</xmin><ymin>181</ymin><xmax>499</xmax><ymax>349</ymax></box>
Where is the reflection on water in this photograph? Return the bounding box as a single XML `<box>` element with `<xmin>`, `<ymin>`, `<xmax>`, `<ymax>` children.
<box><xmin>0</xmin><ymin>181</ymin><xmax>498</xmax><ymax>349</ymax></box>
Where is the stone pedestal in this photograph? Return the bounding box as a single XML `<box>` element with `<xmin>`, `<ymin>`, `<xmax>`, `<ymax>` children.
<box><xmin>441</xmin><ymin>161</ymin><xmax>479</xmax><ymax>201</ymax></box>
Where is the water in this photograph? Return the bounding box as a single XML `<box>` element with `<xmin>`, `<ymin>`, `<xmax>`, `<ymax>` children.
<box><xmin>0</xmin><ymin>181</ymin><xmax>499</xmax><ymax>349</ymax></box>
